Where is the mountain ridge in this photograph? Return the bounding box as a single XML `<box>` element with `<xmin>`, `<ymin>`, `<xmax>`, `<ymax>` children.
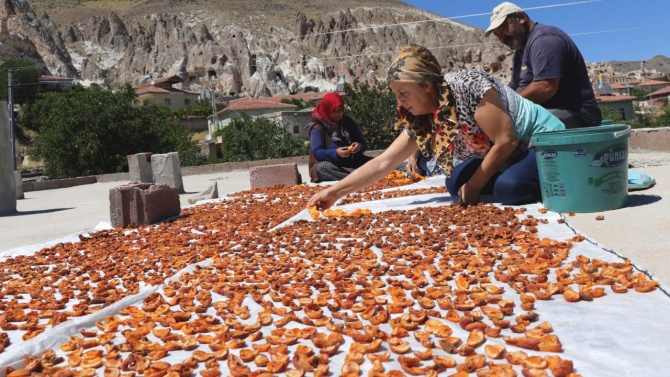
<box><xmin>7</xmin><ymin>0</ymin><xmax>513</xmax><ymax>97</ymax></box>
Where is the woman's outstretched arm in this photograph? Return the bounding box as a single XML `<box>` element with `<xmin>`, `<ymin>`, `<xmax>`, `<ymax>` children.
<box><xmin>307</xmin><ymin>132</ymin><xmax>418</xmax><ymax>210</ymax></box>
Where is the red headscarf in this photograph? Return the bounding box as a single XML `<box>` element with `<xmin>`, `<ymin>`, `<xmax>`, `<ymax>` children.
<box><xmin>312</xmin><ymin>92</ymin><xmax>344</xmax><ymax>122</ymax></box>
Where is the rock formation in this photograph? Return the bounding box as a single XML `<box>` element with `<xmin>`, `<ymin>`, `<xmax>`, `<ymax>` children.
<box><xmin>0</xmin><ymin>0</ymin><xmax>77</xmax><ymax>77</ymax></box>
<box><xmin>2</xmin><ymin>0</ymin><xmax>514</xmax><ymax>96</ymax></box>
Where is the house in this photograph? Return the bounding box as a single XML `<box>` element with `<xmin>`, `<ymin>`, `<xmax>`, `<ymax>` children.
<box><xmin>208</xmin><ymin>91</ymin><xmax>344</xmax><ymax>135</ymax></box>
<box><xmin>646</xmin><ymin>86</ymin><xmax>670</xmax><ymax>101</ymax></box>
<box><xmin>636</xmin><ymin>79</ymin><xmax>670</xmax><ymax>93</ymax></box>
<box><xmin>281</xmin><ymin>109</ymin><xmax>313</xmax><ymax>140</ymax></box>
<box><xmin>208</xmin><ymin>97</ymin><xmax>298</xmax><ymax>134</ymax></box>
<box><xmin>609</xmin><ymin>83</ymin><xmax>635</xmax><ymax>97</ymax></box>
<box><xmin>135</xmin><ymin>75</ymin><xmax>199</xmax><ymax>112</ymax></box>
<box><xmin>595</xmin><ymin>94</ymin><xmax>636</xmax><ymax>121</ymax></box>
<box><xmin>39</xmin><ymin>75</ymin><xmax>73</xmax><ymax>92</ymax></box>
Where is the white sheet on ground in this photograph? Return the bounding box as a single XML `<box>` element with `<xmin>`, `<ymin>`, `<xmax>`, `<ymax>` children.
<box><xmin>1</xmin><ymin>178</ymin><xmax>669</xmax><ymax>377</ymax></box>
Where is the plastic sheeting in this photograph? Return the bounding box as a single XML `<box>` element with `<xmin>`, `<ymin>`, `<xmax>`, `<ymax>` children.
<box><xmin>1</xmin><ymin>177</ymin><xmax>670</xmax><ymax>376</ymax></box>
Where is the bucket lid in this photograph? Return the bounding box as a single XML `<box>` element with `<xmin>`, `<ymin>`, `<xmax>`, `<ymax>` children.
<box><xmin>531</xmin><ymin>124</ymin><xmax>631</xmax><ymax>146</ymax></box>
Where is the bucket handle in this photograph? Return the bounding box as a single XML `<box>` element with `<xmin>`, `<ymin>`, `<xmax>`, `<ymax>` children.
<box><xmin>613</xmin><ymin>128</ymin><xmax>631</xmax><ymax>139</ymax></box>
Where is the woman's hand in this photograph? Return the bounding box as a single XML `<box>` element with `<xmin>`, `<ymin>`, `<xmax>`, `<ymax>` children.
<box><xmin>336</xmin><ymin>147</ymin><xmax>352</xmax><ymax>158</ymax></box>
<box><xmin>349</xmin><ymin>142</ymin><xmax>362</xmax><ymax>154</ymax></box>
<box><xmin>458</xmin><ymin>183</ymin><xmax>481</xmax><ymax>206</ymax></box>
<box><xmin>307</xmin><ymin>189</ymin><xmax>339</xmax><ymax>210</ymax></box>
<box><xmin>405</xmin><ymin>157</ymin><xmax>419</xmax><ymax>176</ymax></box>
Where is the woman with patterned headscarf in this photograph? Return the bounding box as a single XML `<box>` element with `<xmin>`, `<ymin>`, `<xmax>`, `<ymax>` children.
<box><xmin>308</xmin><ymin>44</ymin><xmax>564</xmax><ymax>208</ymax></box>
<box><xmin>306</xmin><ymin>92</ymin><xmax>373</xmax><ymax>182</ymax></box>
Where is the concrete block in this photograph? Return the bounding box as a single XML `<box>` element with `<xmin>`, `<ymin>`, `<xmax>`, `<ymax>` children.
<box><xmin>15</xmin><ymin>171</ymin><xmax>24</xmax><ymax>199</ymax></box>
<box><xmin>33</xmin><ymin>181</ymin><xmax>48</xmax><ymax>191</ymax></box>
<box><xmin>152</xmin><ymin>152</ymin><xmax>185</xmax><ymax>193</ymax></box>
<box><xmin>229</xmin><ymin>161</ymin><xmax>249</xmax><ymax>171</ymax></box>
<box><xmin>127</xmin><ymin>153</ymin><xmax>154</xmax><ymax>183</ymax></box>
<box><xmin>0</xmin><ymin>101</ymin><xmax>17</xmax><ymax>214</ymax></box>
<box><xmin>188</xmin><ymin>182</ymin><xmax>219</xmax><ymax>204</ymax></box>
<box><xmin>109</xmin><ymin>183</ymin><xmax>181</xmax><ymax>228</ymax></box>
<box><xmin>22</xmin><ymin>182</ymin><xmax>34</xmax><ymax>192</ymax></box>
<box><xmin>248</xmin><ymin>160</ymin><xmax>266</xmax><ymax>168</ymax></box>
<box><xmin>265</xmin><ymin>158</ymin><xmax>287</xmax><ymax>166</ymax></box>
<box><xmin>213</xmin><ymin>163</ymin><xmax>232</xmax><ymax>173</ymax></box>
<box><xmin>629</xmin><ymin>127</ymin><xmax>670</xmax><ymax>152</ymax></box>
<box><xmin>250</xmin><ymin>163</ymin><xmax>302</xmax><ymax>189</ymax></box>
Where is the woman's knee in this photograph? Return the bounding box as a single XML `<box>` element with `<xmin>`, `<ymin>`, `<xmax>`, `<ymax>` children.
<box><xmin>445</xmin><ymin>176</ymin><xmax>459</xmax><ymax>196</ymax></box>
<box><xmin>493</xmin><ymin>175</ymin><xmax>540</xmax><ymax>205</ymax></box>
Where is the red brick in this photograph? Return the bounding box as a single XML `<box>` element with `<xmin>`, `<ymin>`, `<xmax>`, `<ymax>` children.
<box><xmin>249</xmin><ymin>163</ymin><xmax>302</xmax><ymax>189</ymax></box>
<box><xmin>109</xmin><ymin>183</ymin><xmax>180</xmax><ymax>228</ymax></box>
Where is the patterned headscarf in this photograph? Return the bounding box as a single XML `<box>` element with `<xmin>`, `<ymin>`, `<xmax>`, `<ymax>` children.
<box><xmin>305</xmin><ymin>92</ymin><xmax>351</xmax><ymax>145</ymax></box>
<box><xmin>387</xmin><ymin>44</ymin><xmax>460</xmax><ymax>176</ymax></box>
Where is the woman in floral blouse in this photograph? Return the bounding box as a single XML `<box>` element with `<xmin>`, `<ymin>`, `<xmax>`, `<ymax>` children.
<box><xmin>308</xmin><ymin>44</ymin><xmax>564</xmax><ymax>209</ymax></box>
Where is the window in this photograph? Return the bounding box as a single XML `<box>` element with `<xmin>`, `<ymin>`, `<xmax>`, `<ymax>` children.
<box><xmin>293</xmin><ymin>125</ymin><xmax>300</xmax><ymax>134</ymax></box>
<box><xmin>184</xmin><ymin>99</ymin><xmax>191</xmax><ymax>105</ymax></box>
<box><xmin>619</xmin><ymin>108</ymin><xmax>626</xmax><ymax>120</ymax></box>
<box><xmin>164</xmin><ymin>98</ymin><xmax>172</xmax><ymax>105</ymax></box>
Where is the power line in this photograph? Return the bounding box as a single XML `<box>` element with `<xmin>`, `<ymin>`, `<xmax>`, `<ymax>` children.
<box><xmin>245</xmin><ymin>0</ymin><xmax>605</xmax><ymax>48</ymax></box>
<box><xmin>569</xmin><ymin>23</ymin><xmax>670</xmax><ymax>36</ymax></box>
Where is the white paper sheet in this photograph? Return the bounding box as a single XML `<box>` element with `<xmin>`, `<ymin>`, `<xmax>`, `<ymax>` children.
<box><xmin>2</xmin><ymin>179</ymin><xmax>669</xmax><ymax>377</ymax></box>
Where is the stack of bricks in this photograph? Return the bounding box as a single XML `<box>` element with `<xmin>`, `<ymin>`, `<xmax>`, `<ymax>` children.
<box><xmin>109</xmin><ymin>183</ymin><xmax>180</xmax><ymax>228</ymax></box>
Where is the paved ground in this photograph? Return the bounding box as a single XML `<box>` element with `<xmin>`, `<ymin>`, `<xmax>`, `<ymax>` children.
<box><xmin>1</xmin><ymin>153</ymin><xmax>668</xmax><ymax>287</ymax></box>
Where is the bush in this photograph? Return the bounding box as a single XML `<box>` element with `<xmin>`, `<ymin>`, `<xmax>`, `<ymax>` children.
<box><xmin>213</xmin><ymin>114</ymin><xmax>308</xmax><ymax>162</ymax></box>
<box><xmin>21</xmin><ymin>84</ymin><xmax>202</xmax><ymax>178</ymax></box>
<box><xmin>599</xmin><ymin>105</ymin><xmax>621</xmax><ymax>124</ymax></box>
<box><xmin>652</xmin><ymin>105</ymin><xmax>670</xmax><ymax>128</ymax></box>
<box><xmin>343</xmin><ymin>80</ymin><xmax>400</xmax><ymax>150</ymax></box>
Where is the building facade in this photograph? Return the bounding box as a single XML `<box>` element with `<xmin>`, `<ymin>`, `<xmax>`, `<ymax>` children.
<box><xmin>135</xmin><ymin>75</ymin><xmax>199</xmax><ymax>112</ymax></box>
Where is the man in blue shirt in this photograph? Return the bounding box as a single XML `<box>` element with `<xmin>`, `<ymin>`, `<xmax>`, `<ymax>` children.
<box><xmin>485</xmin><ymin>2</ymin><xmax>601</xmax><ymax>128</ymax></box>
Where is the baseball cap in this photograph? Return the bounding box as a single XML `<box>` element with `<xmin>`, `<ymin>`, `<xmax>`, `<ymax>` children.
<box><xmin>484</xmin><ymin>2</ymin><xmax>523</xmax><ymax>37</ymax></box>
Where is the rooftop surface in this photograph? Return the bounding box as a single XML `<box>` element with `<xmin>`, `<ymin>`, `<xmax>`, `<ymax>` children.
<box><xmin>1</xmin><ymin>153</ymin><xmax>669</xmax><ymax>287</ymax></box>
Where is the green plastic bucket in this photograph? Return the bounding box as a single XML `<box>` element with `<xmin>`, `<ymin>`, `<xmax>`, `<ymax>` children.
<box><xmin>531</xmin><ymin>124</ymin><xmax>631</xmax><ymax>213</ymax></box>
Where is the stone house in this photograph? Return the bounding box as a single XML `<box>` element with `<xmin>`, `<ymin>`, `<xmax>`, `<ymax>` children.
<box><xmin>596</xmin><ymin>94</ymin><xmax>636</xmax><ymax>122</ymax></box>
<box><xmin>135</xmin><ymin>75</ymin><xmax>199</xmax><ymax>113</ymax></box>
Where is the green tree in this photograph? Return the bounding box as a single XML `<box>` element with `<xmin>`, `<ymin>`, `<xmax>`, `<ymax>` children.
<box><xmin>176</xmin><ymin>98</ymin><xmax>226</xmax><ymax>118</ymax></box>
<box><xmin>631</xmin><ymin>103</ymin><xmax>655</xmax><ymax>129</ymax></box>
<box><xmin>213</xmin><ymin>114</ymin><xmax>308</xmax><ymax>162</ymax></box>
<box><xmin>632</xmin><ymin>87</ymin><xmax>650</xmax><ymax>101</ymax></box>
<box><xmin>21</xmin><ymin>84</ymin><xmax>203</xmax><ymax>178</ymax></box>
<box><xmin>652</xmin><ymin>105</ymin><xmax>670</xmax><ymax>128</ymax></box>
<box><xmin>343</xmin><ymin>80</ymin><xmax>400</xmax><ymax>150</ymax></box>
<box><xmin>280</xmin><ymin>98</ymin><xmax>317</xmax><ymax>110</ymax></box>
<box><xmin>0</xmin><ymin>59</ymin><xmax>41</xmax><ymax>105</ymax></box>
<box><xmin>599</xmin><ymin>105</ymin><xmax>621</xmax><ymax>124</ymax></box>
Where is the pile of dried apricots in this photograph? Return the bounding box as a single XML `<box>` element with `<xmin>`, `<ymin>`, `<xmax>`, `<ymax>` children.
<box><xmin>0</xmin><ymin>172</ymin><xmax>658</xmax><ymax>377</ymax></box>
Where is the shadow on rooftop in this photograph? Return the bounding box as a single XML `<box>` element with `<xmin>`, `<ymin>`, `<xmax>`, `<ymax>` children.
<box><xmin>625</xmin><ymin>194</ymin><xmax>662</xmax><ymax>208</ymax></box>
<box><xmin>3</xmin><ymin>207</ymin><xmax>74</xmax><ymax>217</ymax></box>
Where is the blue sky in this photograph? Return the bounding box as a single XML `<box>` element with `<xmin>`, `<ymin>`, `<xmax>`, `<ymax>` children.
<box><xmin>403</xmin><ymin>0</ymin><xmax>669</xmax><ymax>63</ymax></box>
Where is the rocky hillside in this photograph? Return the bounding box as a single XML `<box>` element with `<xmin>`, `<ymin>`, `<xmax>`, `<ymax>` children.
<box><xmin>4</xmin><ymin>0</ymin><xmax>513</xmax><ymax>97</ymax></box>
<box><xmin>608</xmin><ymin>55</ymin><xmax>670</xmax><ymax>75</ymax></box>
